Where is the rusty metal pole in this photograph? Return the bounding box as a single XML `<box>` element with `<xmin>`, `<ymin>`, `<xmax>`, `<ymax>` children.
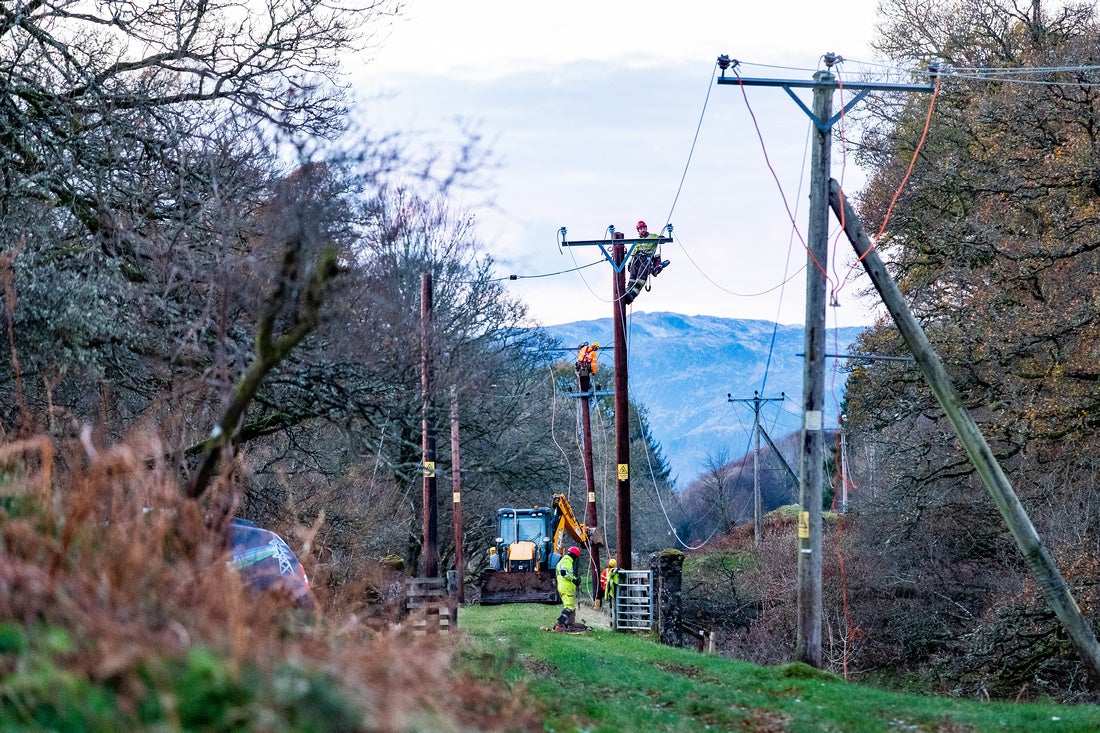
<box><xmin>420</xmin><ymin>272</ymin><xmax>438</xmax><ymax>579</ymax></box>
<box><xmin>613</xmin><ymin>241</ymin><xmax>632</xmax><ymax>570</ymax></box>
<box><xmin>450</xmin><ymin>385</ymin><xmax>464</xmax><ymax>604</ymax></box>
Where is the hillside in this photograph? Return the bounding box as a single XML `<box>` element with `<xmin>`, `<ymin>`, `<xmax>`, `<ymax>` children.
<box><xmin>540</xmin><ymin>311</ymin><xmax>865</xmax><ymax>485</ymax></box>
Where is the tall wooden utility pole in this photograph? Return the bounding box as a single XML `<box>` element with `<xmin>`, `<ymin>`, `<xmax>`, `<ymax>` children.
<box><xmin>612</xmin><ymin>238</ymin><xmax>632</xmax><ymax>570</ymax></box>
<box><xmin>728</xmin><ymin>391</ymin><xmax>786</xmax><ymax>547</ymax></box>
<box><xmin>794</xmin><ymin>68</ymin><xmax>834</xmax><ymax>668</ymax></box>
<box><xmin>716</xmin><ymin>52</ymin><xmax>935</xmax><ymax>667</ymax></box>
<box><xmin>450</xmin><ymin>385</ymin><xmax>464</xmax><ymax>602</ymax></box>
<box><xmin>569</xmin><ymin>373</ymin><xmax>612</xmax><ymax>599</ymax></box>
<box><xmin>829</xmin><ymin>178</ymin><xmax>1100</xmax><ymax>685</ymax></box>
<box><xmin>558</xmin><ymin>225</ymin><xmax>671</xmax><ymax>573</ymax></box>
<box><xmin>420</xmin><ymin>272</ymin><xmax>438</xmax><ymax>578</ymax></box>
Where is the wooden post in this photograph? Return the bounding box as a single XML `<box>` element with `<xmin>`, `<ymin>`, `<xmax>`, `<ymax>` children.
<box><xmin>613</xmin><ymin>240</ymin><xmax>632</xmax><ymax>570</ymax></box>
<box><xmin>450</xmin><ymin>385</ymin><xmax>464</xmax><ymax>604</ymax></box>
<box><xmin>577</xmin><ymin>371</ymin><xmax>603</xmax><ymax>601</ymax></box>
<box><xmin>420</xmin><ymin>273</ymin><xmax>438</xmax><ymax>578</ymax></box>
<box><xmin>752</xmin><ymin>394</ymin><xmax>763</xmax><ymax>547</ymax></box>
<box><xmin>795</xmin><ymin>70</ymin><xmax>833</xmax><ymax>668</ymax></box>
<box><xmin>829</xmin><ymin>178</ymin><xmax>1100</xmax><ymax>685</ymax></box>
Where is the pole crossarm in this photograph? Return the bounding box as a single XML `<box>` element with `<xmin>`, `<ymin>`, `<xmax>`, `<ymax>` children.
<box><xmin>566</xmin><ymin>389</ymin><xmax>615</xmax><ymax>398</ymax></box>
<box><xmin>717</xmin><ymin>75</ymin><xmax>935</xmax><ymax>132</ymax></box>
<box><xmin>727</xmin><ymin>393</ymin><xmax>798</xmax><ymax>485</ymax></box>
<box><xmin>559</xmin><ymin>226</ymin><xmax>673</xmax><ymax>273</ymax></box>
<box><xmin>797</xmin><ymin>352</ymin><xmax>916</xmax><ymax>362</ymax></box>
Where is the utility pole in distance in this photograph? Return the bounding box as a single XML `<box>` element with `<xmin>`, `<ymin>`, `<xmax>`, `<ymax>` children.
<box><xmin>717</xmin><ymin>52</ymin><xmax>935</xmax><ymax>668</ymax></box>
<box><xmin>727</xmin><ymin>391</ymin><xmax>787</xmax><ymax>547</ymax></box>
<box><xmin>559</xmin><ymin>225</ymin><xmax>671</xmax><ymax>571</ymax></box>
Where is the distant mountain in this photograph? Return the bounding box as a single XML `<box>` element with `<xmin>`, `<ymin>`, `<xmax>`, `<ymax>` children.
<box><xmin>541</xmin><ymin>312</ymin><xmax>865</xmax><ymax>486</ymax></box>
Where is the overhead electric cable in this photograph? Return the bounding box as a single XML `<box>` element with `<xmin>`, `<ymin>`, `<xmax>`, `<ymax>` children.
<box><xmin>833</xmin><ymin>73</ymin><xmax>941</xmax><ymax>299</ymax></box>
<box><xmin>664</xmin><ymin>61</ymin><xmax>718</xmax><ymax>226</ymax></box>
<box><xmin>731</xmin><ymin>68</ymin><xmax>827</xmax><ymax>280</ymax></box>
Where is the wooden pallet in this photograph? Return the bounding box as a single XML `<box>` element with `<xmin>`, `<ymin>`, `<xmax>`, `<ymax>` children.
<box><xmin>406</xmin><ymin>577</ymin><xmax>456</xmax><ymax>633</ymax></box>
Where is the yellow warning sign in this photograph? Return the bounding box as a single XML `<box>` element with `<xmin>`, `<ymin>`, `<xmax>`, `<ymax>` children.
<box><xmin>423</xmin><ymin>461</ymin><xmax>435</xmax><ymax>478</ymax></box>
<box><xmin>798</xmin><ymin>511</ymin><xmax>810</xmax><ymax>539</ymax></box>
<box><xmin>452</xmin><ymin>492</ymin><xmax>461</xmax><ymax>503</ymax></box>
<box><xmin>617</xmin><ymin>463</ymin><xmax>629</xmax><ymax>480</ymax></box>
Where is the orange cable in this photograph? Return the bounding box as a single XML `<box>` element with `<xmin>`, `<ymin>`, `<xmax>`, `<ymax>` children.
<box><xmin>829</xmin><ymin>71</ymin><xmax>850</xmax><ymax>307</ymax></box>
<box><xmin>831</xmin><ymin>429</ymin><xmax>863</xmax><ymax>680</ymax></box>
<box><xmin>834</xmin><ymin>75</ymin><xmax>942</xmax><ymax>296</ymax></box>
<box><xmin>733</xmin><ymin>69</ymin><xmax>829</xmax><ymax>280</ymax></box>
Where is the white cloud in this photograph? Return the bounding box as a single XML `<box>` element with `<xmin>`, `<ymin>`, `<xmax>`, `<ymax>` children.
<box><xmin>349</xmin><ymin>1</ymin><xmax>897</xmax><ymax>328</ymax></box>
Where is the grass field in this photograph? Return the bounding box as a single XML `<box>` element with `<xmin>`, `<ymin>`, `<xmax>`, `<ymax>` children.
<box><xmin>456</xmin><ymin>602</ymin><xmax>1100</xmax><ymax>733</ymax></box>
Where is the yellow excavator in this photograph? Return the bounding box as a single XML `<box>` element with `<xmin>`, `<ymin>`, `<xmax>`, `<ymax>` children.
<box><xmin>478</xmin><ymin>493</ymin><xmax>596</xmax><ymax>605</ymax></box>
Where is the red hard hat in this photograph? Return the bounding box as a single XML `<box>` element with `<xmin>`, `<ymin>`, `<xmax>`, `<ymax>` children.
<box><xmin>636</xmin><ymin>220</ymin><xmax>647</xmax><ymax>229</ymax></box>
<box><xmin>568</xmin><ymin>546</ymin><xmax>581</xmax><ymax>557</ymax></box>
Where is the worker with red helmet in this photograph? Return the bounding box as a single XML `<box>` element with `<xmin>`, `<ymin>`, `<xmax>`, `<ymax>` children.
<box><xmin>623</xmin><ymin>220</ymin><xmax>668</xmax><ymax>305</ymax></box>
<box><xmin>554</xmin><ymin>546</ymin><xmax>582</xmax><ymax>630</ymax></box>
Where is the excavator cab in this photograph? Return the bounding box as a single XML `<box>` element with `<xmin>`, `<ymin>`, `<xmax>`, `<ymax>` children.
<box><xmin>478</xmin><ymin>495</ymin><xmax>592</xmax><ymax>606</ymax></box>
<box><xmin>479</xmin><ymin>507</ymin><xmax>558</xmax><ymax>605</ymax></box>
<box><xmin>496</xmin><ymin>509</ymin><xmax>552</xmax><ymax>572</ymax></box>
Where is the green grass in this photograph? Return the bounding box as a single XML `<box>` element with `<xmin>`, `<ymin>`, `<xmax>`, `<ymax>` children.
<box><xmin>457</xmin><ymin>603</ymin><xmax>1100</xmax><ymax>733</ymax></box>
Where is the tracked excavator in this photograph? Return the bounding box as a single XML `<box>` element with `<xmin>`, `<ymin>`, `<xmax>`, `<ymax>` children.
<box><xmin>478</xmin><ymin>493</ymin><xmax>596</xmax><ymax>605</ymax></box>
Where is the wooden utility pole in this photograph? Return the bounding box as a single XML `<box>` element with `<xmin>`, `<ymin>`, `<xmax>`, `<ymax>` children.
<box><xmin>717</xmin><ymin>52</ymin><xmax>935</xmax><ymax>669</ymax></box>
<box><xmin>612</xmin><ymin>239</ymin><xmax>632</xmax><ymax>570</ymax></box>
<box><xmin>450</xmin><ymin>385</ymin><xmax>464</xmax><ymax>602</ymax></box>
<box><xmin>420</xmin><ymin>272</ymin><xmax>438</xmax><ymax>578</ymax></box>
<box><xmin>793</xmin><ymin>69</ymin><xmax>834</xmax><ymax>668</ymax></box>
<box><xmin>571</xmin><ymin>372</ymin><xmax>610</xmax><ymax>600</ymax></box>
<box><xmin>829</xmin><ymin>179</ymin><xmax>1100</xmax><ymax>684</ymax></box>
<box><xmin>728</xmin><ymin>391</ymin><xmax>785</xmax><ymax>547</ymax></box>
<box><xmin>557</xmin><ymin>225</ymin><xmax>672</xmax><ymax>573</ymax></box>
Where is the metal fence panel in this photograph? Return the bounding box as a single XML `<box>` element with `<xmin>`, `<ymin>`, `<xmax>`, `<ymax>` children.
<box><xmin>614</xmin><ymin>569</ymin><xmax>652</xmax><ymax>631</ymax></box>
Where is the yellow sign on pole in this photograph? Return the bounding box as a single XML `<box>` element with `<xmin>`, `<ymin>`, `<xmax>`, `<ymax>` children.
<box><xmin>617</xmin><ymin>463</ymin><xmax>629</xmax><ymax>480</ymax></box>
<box><xmin>423</xmin><ymin>461</ymin><xmax>435</xmax><ymax>478</ymax></box>
<box><xmin>452</xmin><ymin>492</ymin><xmax>461</xmax><ymax>503</ymax></box>
<box><xmin>798</xmin><ymin>511</ymin><xmax>810</xmax><ymax>539</ymax></box>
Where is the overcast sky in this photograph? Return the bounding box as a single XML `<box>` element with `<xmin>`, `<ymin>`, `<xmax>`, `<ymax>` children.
<box><xmin>346</xmin><ymin>1</ymin><xmax>898</xmax><ymax>329</ymax></box>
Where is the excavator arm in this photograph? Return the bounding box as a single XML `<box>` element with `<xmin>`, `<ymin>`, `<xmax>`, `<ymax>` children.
<box><xmin>550</xmin><ymin>493</ymin><xmax>590</xmax><ymax>556</ymax></box>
